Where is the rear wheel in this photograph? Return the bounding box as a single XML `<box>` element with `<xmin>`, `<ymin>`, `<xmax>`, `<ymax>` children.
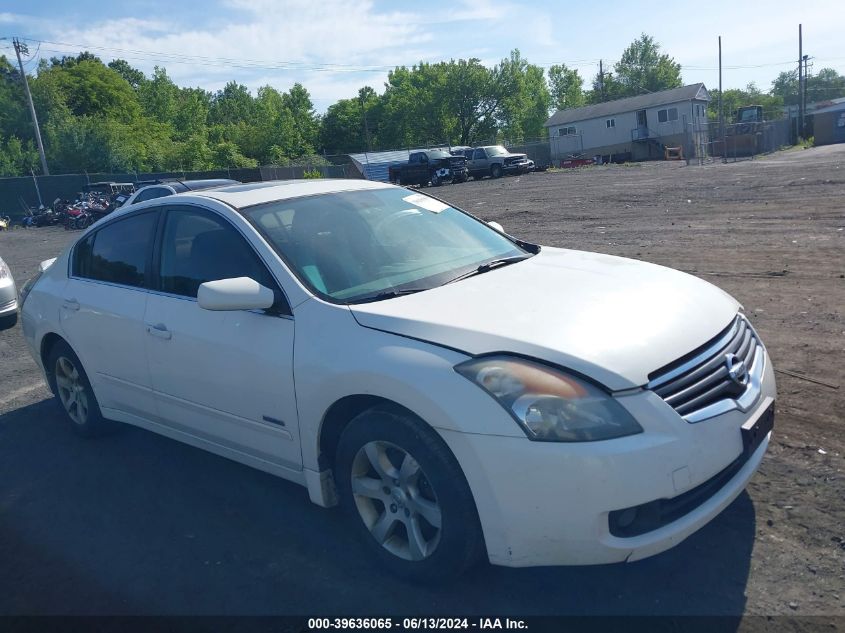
<box><xmin>47</xmin><ymin>340</ymin><xmax>112</xmax><ymax>437</ymax></box>
<box><xmin>335</xmin><ymin>407</ymin><xmax>484</xmax><ymax>582</ymax></box>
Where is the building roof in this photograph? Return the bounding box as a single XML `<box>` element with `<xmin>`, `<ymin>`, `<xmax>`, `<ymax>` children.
<box><xmin>812</xmin><ymin>97</ymin><xmax>845</xmax><ymax>115</ymax></box>
<box><xmin>349</xmin><ymin>147</ymin><xmax>455</xmax><ymax>181</ymax></box>
<box><xmin>544</xmin><ymin>83</ymin><xmax>710</xmax><ymax>127</ymax></box>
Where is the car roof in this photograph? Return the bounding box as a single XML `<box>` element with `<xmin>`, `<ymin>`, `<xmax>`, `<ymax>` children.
<box><xmin>182</xmin><ymin>178</ymin><xmax>240</xmax><ymax>191</ymax></box>
<box><xmin>136</xmin><ymin>178</ymin><xmax>239</xmax><ymax>192</ymax></box>
<box><xmin>191</xmin><ymin>178</ymin><xmax>394</xmax><ymax>208</ymax></box>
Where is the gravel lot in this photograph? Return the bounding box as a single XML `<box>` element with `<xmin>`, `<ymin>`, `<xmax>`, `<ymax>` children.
<box><xmin>0</xmin><ymin>145</ymin><xmax>843</xmax><ymax>618</ymax></box>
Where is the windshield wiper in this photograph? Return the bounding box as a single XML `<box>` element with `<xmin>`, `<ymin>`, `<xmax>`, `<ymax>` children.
<box><xmin>349</xmin><ymin>288</ymin><xmax>429</xmax><ymax>304</ymax></box>
<box><xmin>445</xmin><ymin>255</ymin><xmax>532</xmax><ymax>285</ymax></box>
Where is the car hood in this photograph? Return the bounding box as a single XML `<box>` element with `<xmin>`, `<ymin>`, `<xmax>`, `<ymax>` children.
<box><xmin>349</xmin><ymin>247</ymin><xmax>739</xmax><ymax>390</ymax></box>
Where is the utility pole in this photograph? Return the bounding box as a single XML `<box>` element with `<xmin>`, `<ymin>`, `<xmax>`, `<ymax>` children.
<box><xmin>12</xmin><ymin>38</ymin><xmax>49</xmax><ymax>175</ymax></box>
<box><xmin>598</xmin><ymin>59</ymin><xmax>605</xmax><ymax>101</ymax></box>
<box><xmin>718</xmin><ymin>36</ymin><xmax>723</xmax><ymax>131</ymax></box>
<box><xmin>359</xmin><ymin>94</ymin><xmax>372</xmax><ymax>152</ymax></box>
<box><xmin>802</xmin><ymin>54</ymin><xmax>809</xmax><ymax>136</ymax></box>
<box><xmin>798</xmin><ymin>24</ymin><xmax>804</xmax><ymax>139</ymax></box>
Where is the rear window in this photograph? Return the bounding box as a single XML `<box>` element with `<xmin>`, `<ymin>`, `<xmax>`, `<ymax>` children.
<box><xmin>74</xmin><ymin>212</ymin><xmax>158</xmax><ymax>288</ymax></box>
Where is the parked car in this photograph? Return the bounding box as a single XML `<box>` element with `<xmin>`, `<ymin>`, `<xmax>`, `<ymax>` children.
<box><xmin>0</xmin><ymin>254</ymin><xmax>18</xmax><ymax>330</ymax></box>
<box><xmin>388</xmin><ymin>150</ymin><xmax>467</xmax><ymax>186</ymax></box>
<box><xmin>466</xmin><ymin>145</ymin><xmax>531</xmax><ymax>179</ymax></box>
<box><xmin>119</xmin><ymin>179</ymin><xmax>239</xmax><ymax>208</ymax></box>
<box><xmin>20</xmin><ymin>179</ymin><xmax>775</xmax><ymax>581</ymax></box>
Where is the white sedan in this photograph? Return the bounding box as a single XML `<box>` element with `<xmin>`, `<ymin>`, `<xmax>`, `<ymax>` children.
<box><xmin>20</xmin><ymin>179</ymin><xmax>776</xmax><ymax>581</ymax></box>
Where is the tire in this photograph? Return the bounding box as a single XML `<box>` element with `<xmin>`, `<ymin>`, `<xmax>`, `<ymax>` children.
<box><xmin>430</xmin><ymin>172</ymin><xmax>441</xmax><ymax>187</ymax></box>
<box><xmin>47</xmin><ymin>340</ymin><xmax>112</xmax><ymax>437</ymax></box>
<box><xmin>490</xmin><ymin>164</ymin><xmax>503</xmax><ymax>179</ymax></box>
<box><xmin>0</xmin><ymin>312</ymin><xmax>17</xmax><ymax>330</ymax></box>
<box><xmin>335</xmin><ymin>406</ymin><xmax>484</xmax><ymax>582</ymax></box>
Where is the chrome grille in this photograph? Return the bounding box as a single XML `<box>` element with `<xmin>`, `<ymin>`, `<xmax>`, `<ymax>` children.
<box><xmin>648</xmin><ymin>316</ymin><xmax>764</xmax><ymax>423</ymax></box>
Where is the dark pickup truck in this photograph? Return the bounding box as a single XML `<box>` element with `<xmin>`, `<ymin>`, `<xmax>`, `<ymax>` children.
<box><xmin>388</xmin><ymin>150</ymin><xmax>468</xmax><ymax>186</ymax></box>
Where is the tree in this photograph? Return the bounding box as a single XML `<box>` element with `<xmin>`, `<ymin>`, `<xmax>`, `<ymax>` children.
<box><xmin>320</xmin><ymin>86</ymin><xmax>380</xmax><ymax>154</ymax></box>
<box><xmin>139</xmin><ymin>66</ymin><xmax>180</xmax><ymax>125</ymax></box>
<box><xmin>0</xmin><ymin>136</ymin><xmax>39</xmax><ymax>176</ymax></box>
<box><xmin>281</xmin><ymin>83</ymin><xmax>320</xmax><ymax>156</ymax></box>
<box><xmin>212</xmin><ymin>140</ymin><xmax>257</xmax><ymax>168</ymax></box>
<box><xmin>108</xmin><ymin>59</ymin><xmax>146</xmax><ymax>90</ymax></box>
<box><xmin>209</xmin><ymin>81</ymin><xmax>255</xmax><ymax>126</ymax></box>
<box><xmin>707</xmin><ymin>83</ymin><xmax>784</xmax><ymax>122</ymax></box>
<box><xmin>588</xmin><ymin>34</ymin><xmax>682</xmax><ymax>103</ymax></box>
<box><xmin>497</xmin><ymin>50</ymin><xmax>550</xmax><ymax>141</ymax></box>
<box><xmin>548</xmin><ymin>64</ymin><xmax>584</xmax><ymax>111</ymax></box>
<box><xmin>0</xmin><ymin>56</ymin><xmax>32</xmax><ymax>141</ymax></box>
<box><xmin>36</xmin><ymin>56</ymin><xmax>142</xmax><ymax>122</ymax></box>
<box><xmin>173</xmin><ymin>87</ymin><xmax>211</xmax><ymax>140</ymax></box>
<box><xmin>771</xmin><ymin>67</ymin><xmax>845</xmax><ymax>106</ymax></box>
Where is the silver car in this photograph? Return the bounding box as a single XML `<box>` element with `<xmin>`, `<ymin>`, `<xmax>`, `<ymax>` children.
<box><xmin>0</xmin><ymin>254</ymin><xmax>18</xmax><ymax>330</ymax></box>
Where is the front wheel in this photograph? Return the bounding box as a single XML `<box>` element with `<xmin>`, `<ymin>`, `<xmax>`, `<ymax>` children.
<box><xmin>430</xmin><ymin>172</ymin><xmax>441</xmax><ymax>187</ymax></box>
<box><xmin>335</xmin><ymin>407</ymin><xmax>484</xmax><ymax>582</ymax></box>
<box><xmin>490</xmin><ymin>164</ymin><xmax>503</xmax><ymax>178</ymax></box>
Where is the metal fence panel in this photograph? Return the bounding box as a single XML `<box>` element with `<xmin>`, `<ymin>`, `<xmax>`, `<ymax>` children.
<box><xmin>689</xmin><ymin>118</ymin><xmax>795</xmax><ymax>164</ymax></box>
<box><xmin>0</xmin><ymin>165</ymin><xmax>350</xmax><ymax>220</ymax></box>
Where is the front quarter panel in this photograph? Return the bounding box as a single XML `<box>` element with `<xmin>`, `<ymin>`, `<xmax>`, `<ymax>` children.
<box><xmin>293</xmin><ymin>298</ymin><xmax>524</xmax><ymax>471</ymax></box>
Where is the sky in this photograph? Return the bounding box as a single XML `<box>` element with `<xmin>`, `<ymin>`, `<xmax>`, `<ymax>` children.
<box><xmin>2</xmin><ymin>0</ymin><xmax>844</xmax><ymax>112</ymax></box>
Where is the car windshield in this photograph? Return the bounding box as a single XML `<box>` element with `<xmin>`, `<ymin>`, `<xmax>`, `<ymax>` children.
<box><xmin>486</xmin><ymin>146</ymin><xmax>509</xmax><ymax>156</ymax></box>
<box><xmin>243</xmin><ymin>188</ymin><xmax>529</xmax><ymax>303</ymax></box>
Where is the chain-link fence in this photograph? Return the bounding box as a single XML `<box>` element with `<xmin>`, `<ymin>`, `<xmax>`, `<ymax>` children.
<box><xmin>0</xmin><ymin>163</ymin><xmax>354</xmax><ymax>220</ymax></box>
<box><xmin>689</xmin><ymin>118</ymin><xmax>795</xmax><ymax>164</ymax></box>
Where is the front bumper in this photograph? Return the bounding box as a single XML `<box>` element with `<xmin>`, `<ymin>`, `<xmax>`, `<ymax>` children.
<box><xmin>0</xmin><ymin>297</ymin><xmax>17</xmax><ymax>317</ymax></box>
<box><xmin>435</xmin><ymin>166</ymin><xmax>467</xmax><ymax>179</ymax></box>
<box><xmin>439</xmin><ymin>349</ymin><xmax>776</xmax><ymax>567</ymax></box>
<box><xmin>503</xmin><ymin>161</ymin><xmax>530</xmax><ymax>174</ymax></box>
<box><xmin>0</xmin><ymin>278</ymin><xmax>18</xmax><ymax>317</ymax></box>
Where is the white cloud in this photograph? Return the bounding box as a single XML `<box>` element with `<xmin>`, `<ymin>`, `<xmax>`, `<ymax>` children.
<box><xmin>12</xmin><ymin>0</ymin><xmax>845</xmax><ymax>108</ymax></box>
<box><xmin>31</xmin><ymin>0</ymin><xmax>441</xmax><ymax>108</ymax></box>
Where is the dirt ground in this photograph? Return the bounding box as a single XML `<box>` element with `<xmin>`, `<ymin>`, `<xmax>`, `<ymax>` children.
<box><xmin>0</xmin><ymin>144</ymin><xmax>842</xmax><ymax>619</ymax></box>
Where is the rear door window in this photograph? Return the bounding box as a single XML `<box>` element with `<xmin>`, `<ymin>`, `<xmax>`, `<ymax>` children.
<box><xmin>74</xmin><ymin>211</ymin><xmax>158</xmax><ymax>288</ymax></box>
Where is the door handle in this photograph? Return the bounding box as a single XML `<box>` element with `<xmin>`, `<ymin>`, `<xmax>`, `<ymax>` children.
<box><xmin>62</xmin><ymin>298</ymin><xmax>80</xmax><ymax>311</ymax></box>
<box><xmin>145</xmin><ymin>323</ymin><xmax>172</xmax><ymax>340</ymax></box>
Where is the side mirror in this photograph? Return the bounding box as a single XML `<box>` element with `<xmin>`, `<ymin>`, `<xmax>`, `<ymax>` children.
<box><xmin>487</xmin><ymin>221</ymin><xmax>505</xmax><ymax>233</ymax></box>
<box><xmin>198</xmin><ymin>277</ymin><xmax>274</xmax><ymax>311</ymax></box>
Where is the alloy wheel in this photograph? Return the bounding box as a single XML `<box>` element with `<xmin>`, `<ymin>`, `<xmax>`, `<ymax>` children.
<box><xmin>55</xmin><ymin>356</ymin><xmax>89</xmax><ymax>426</ymax></box>
<box><xmin>350</xmin><ymin>440</ymin><xmax>442</xmax><ymax>561</ymax></box>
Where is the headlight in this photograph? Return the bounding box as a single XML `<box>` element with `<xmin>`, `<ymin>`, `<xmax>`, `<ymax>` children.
<box><xmin>455</xmin><ymin>356</ymin><xmax>643</xmax><ymax>442</ymax></box>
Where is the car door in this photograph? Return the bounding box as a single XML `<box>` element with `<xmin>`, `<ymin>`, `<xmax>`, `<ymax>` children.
<box><xmin>408</xmin><ymin>152</ymin><xmax>427</xmax><ymax>184</ymax></box>
<box><xmin>469</xmin><ymin>148</ymin><xmax>487</xmax><ymax>176</ymax></box>
<box><xmin>143</xmin><ymin>204</ymin><xmax>301</xmax><ymax>469</ymax></box>
<box><xmin>60</xmin><ymin>209</ymin><xmax>160</xmax><ymax>421</ymax></box>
